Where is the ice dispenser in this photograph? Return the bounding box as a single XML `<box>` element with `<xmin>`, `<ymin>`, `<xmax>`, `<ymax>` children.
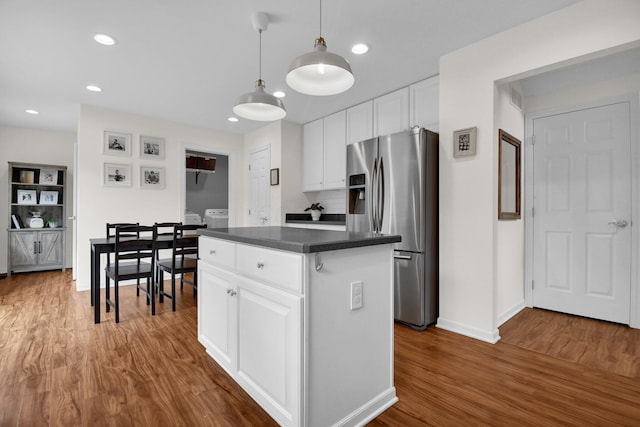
<box><xmin>348</xmin><ymin>173</ymin><xmax>366</xmax><ymax>215</ymax></box>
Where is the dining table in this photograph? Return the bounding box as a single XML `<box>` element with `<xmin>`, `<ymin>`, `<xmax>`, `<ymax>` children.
<box><xmin>90</xmin><ymin>234</ymin><xmax>176</xmax><ymax>323</ymax></box>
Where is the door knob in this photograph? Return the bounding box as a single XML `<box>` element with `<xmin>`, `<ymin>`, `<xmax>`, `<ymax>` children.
<box><xmin>607</xmin><ymin>220</ymin><xmax>628</xmax><ymax>228</ymax></box>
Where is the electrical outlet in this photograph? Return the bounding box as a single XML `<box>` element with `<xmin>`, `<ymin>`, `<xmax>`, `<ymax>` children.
<box><xmin>350</xmin><ymin>281</ymin><xmax>363</xmax><ymax>310</ymax></box>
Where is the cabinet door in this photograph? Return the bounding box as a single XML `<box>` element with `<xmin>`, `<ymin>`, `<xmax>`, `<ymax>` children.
<box><xmin>198</xmin><ymin>262</ymin><xmax>237</xmax><ymax>375</ymax></box>
<box><xmin>374</xmin><ymin>87</ymin><xmax>409</xmax><ymax>136</ymax></box>
<box><xmin>10</xmin><ymin>232</ymin><xmax>37</xmax><ymax>268</ymax></box>
<box><xmin>38</xmin><ymin>230</ymin><xmax>63</xmax><ymax>266</ymax></box>
<box><xmin>323</xmin><ymin>110</ymin><xmax>346</xmax><ymax>190</ymax></box>
<box><xmin>302</xmin><ymin>119</ymin><xmax>324</xmax><ymax>192</ymax></box>
<box><xmin>235</xmin><ymin>276</ymin><xmax>302</xmax><ymax>427</ymax></box>
<box><xmin>410</xmin><ymin>75</ymin><xmax>439</xmax><ymax>132</ymax></box>
<box><xmin>346</xmin><ymin>101</ymin><xmax>373</xmax><ymax>145</ymax></box>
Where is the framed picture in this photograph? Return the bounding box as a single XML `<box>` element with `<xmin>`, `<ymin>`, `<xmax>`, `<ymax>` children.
<box><xmin>39</xmin><ymin>190</ymin><xmax>59</xmax><ymax>205</ymax></box>
<box><xmin>140</xmin><ymin>166</ymin><xmax>165</xmax><ymax>189</ymax></box>
<box><xmin>270</xmin><ymin>168</ymin><xmax>279</xmax><ymax>186</ymax></box>
<box><xmin>140</xmin><ymin>135</ymin><xmax>165</xmax><ymax>160</ymax></box>
<box><xmin>17</xmin><ymin>189</ymin><xmax>37</xmax><ymax>204</ymax></box>
<box><xmin>39</xmin><ymin>168</ymin><xmax>58</xmax><ymax>185</ymax></box>
<box><xmin>103</xmin><ymin>163</ymin><xmax>131</xmax><ymax>187</ymax></box>
<box><xmin>19</xmin><ymin>170</ymin><xmax>35</xmax><ymax>184</ymax></box>
<box><xmin>453</xmin><ymin>127</ymin><xmax>477</xmax><ymax>158</ymax></box>
<box><xmin>103</xmin><ymin>131</ymin><xmax>132</xmax><ymax>157</ymax></box>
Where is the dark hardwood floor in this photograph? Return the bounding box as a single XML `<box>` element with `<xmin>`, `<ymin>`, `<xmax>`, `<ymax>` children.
<box><xmin>1</xmin><ymin>270</ymin><xmax>639</xmax><ymax>426</ymax></box>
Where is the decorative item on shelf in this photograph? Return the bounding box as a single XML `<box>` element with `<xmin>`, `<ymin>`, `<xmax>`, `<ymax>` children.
<box><xmin>19</xmin><ymin>170</ymin><xmax>35</xmax><ymax>184</ymax></box>
<box><xmin>233</xmin><ymin>12</ymin><xmax>286</xmax><ymax>122</ymax></box>
<box><xmin>453</xmin><ymin>126</ymin><xmax>477</xmax><ymax>158</ymax></box>
<box><xmin>304</xmin><ymin>202</ymin><xmax>324</xmax><ymax>221</ymax></box>
<box><xmin>39</xmin><ymin>190</ymin><xmax>58</xmax><ymax>205</ymax></box>
<box><xmin>17</xmin><ymin>189</ymin><xmax>37</xmax><ymax>205</ymax></box>
<box><xmin>29</xmin><ymin>211</ymin><xmax>44</xmax><ymax>228</ymax></box>
<box><xmin>39</xmin><ymin>169</ymin><xmax>58</xmax><ymax>184</ymax></box>
<box><xmin>47</xmin><ymin>219</ymin><xmax>58</xmax><ymax>228</ymax></box>
<box><xmin>286</xmin><ymin>0</ymin><xmax>354</xmax><ymax>96</ymax></box>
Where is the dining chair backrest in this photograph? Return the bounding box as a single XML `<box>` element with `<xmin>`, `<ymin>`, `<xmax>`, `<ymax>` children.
<box><xmin>170</xmin><ymin>224</ymin><xmax>202</xmax><ymax>266</ymax></box>
<box><xmin>154</xmin><ymin>222</ymin><xmax>181</xmax><ymax>237</ymax></box>
<box><xmin>107</xmin><ymin>222</ymin><xmax>139</xmax><ymax>239</ymax></box>
<box><xmin>113</xmin><ymin>224</ymin><xmax>156</xmax><ymax>274</ymax></box>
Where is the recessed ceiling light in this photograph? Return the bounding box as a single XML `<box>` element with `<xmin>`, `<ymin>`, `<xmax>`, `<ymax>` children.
<box><xmin>228</xmin><ymin>117</ymin><xmax>239</xmax><ymax>122</ymax></box>
<box><xmin>351</xmin><ymin>43</ymin><xmax>369</xmax><ymax>55</ymax></box>
<box><xmin>86</xmin><ymin>85</ymin><xmax>102</xmax><ymax>92</ymax></box>
<box><xmin>94</xmin><ymin>34</ymin><xmax>116</xmax><ymax>46</ymax></box>
<box><xmin>25</xmin><ymin>109</ymin><xmax>39</xmax><ymax>115</ymax></box>
<box><xmin>273</xmin><ymin>91</ymin><xmax>286</xmax><ymax>98</ymax></box>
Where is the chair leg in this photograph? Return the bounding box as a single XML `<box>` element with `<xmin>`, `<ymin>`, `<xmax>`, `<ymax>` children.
<box><xmin>159</xmin><ymin>271</ymin><xmax>165</xmax><ymax>303</ymax></box>
<box><xmin>171</xmin><ymin>274</ymin><xmax>176</xmax><ymax>312</ymax></box>
<box><xmin>115</xmin><ymin>280</ymin><xmax>120</xmax><ymax>323</ymax></box>
<box><xmin>150</xmin><ymin>277</ymin><xmax>155</xmax><ymax>315</ymax></box>
<box><xmin>105</xmin><ymin>277</ymin><xmax>111</xmax><ymax>312</ymax></box>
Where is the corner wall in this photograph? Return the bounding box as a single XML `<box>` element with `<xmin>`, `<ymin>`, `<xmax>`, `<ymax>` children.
<box><xmin>76</xmin><ymin>105</ymin><xmax>243</xmax><ymax>291</ymax></box>
<box><xmin>0</xmin><ymin>126</ymin><xmax>75</xmax><ymax>274</ymax></box>
<box><xmin>438</xmin><ymin>0</ymin><xmax>640</xmax><ymax>342</ymax></box>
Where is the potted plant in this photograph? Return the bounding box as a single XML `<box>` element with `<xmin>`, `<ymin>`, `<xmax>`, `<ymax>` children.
<box><xmin>304</xmin><ymin>203</ymin><xmax>324</xmax><ymax>221</ymax></box>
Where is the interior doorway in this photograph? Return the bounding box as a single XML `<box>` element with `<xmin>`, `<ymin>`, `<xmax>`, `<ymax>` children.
<box><xmin>527</xmin><ymin>100</ymin><xmax>633</xmax><ymax>324</ymax></box>
<box><xmin>184</xmin><ymin>149</ymin><xmax>229</xmax><ymax>226</ymax></box>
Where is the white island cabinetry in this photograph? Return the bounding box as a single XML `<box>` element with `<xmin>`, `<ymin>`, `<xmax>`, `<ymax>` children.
<box><xmin>198</xmin><ymin>228</ymin><xmax>397</xmax><ymax>427</ymax></box>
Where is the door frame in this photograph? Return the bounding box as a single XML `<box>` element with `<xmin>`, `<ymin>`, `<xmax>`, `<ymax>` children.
<box><xmin>524</xmin><ymin>93</ymin><xmax>640</xmax><ymax>328</ymax></box>
<box><xmin>247</xmin><ymin>145</ymin><xmax>271</xmax><ymax>226</ymax></box>
<box><xmin>181</xmin><ymin>144</ymin><xmax>236</xmax><ymax>227</ymax></box>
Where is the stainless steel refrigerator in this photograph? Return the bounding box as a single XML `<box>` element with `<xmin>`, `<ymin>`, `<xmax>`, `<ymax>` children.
<box><xmin>346</xmin><ymin>127</ymin><xmax>438</xmax><ymax>329</ymax></box>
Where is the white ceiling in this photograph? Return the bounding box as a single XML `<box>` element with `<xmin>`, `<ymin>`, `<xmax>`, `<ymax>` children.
<box><xmin>0</xmin><ymin>0</ymin><xmax>580</xmax><ymax>135</ymax></box>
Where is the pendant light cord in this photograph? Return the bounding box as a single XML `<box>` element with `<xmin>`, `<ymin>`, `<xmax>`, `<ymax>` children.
<box><xmin>319</xmin><ymin>0</ymin><xmax>322</xmax><ymax>37</ymax></box>
<box><xmin>258</xmin><ymin>29</ymin><xmax>262</xmax><ymax>82</ymax></box>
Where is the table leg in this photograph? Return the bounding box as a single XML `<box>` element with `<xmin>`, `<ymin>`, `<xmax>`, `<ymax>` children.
<box><xmin>93</xmin><ymin>246</ymin><xmax>100</xmax><ymax>324</ymax></box>
<box><xmin>90</xmin><ymin>247</ymin><xmax>95</xmax><ymax>307</ymax></box>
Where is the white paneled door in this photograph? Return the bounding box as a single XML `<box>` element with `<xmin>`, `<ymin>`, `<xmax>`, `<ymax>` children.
<box><xmin>532</xmin><ymin>102</ymin><xmax>632</xmax><ymax>324</ymax></box>
<box><xmin>249</xmin><ymin>147</ymin><xmax>270</xmax><ymax>226</ymax></box>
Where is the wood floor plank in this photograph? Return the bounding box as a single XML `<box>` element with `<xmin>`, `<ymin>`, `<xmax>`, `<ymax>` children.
<box><xmin>1</xmin><ymin>271</ymin><xmax>640</xmax><ymax>426</ymax></box>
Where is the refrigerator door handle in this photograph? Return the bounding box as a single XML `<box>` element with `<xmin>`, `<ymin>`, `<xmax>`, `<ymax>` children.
<box><xmin>393</xmin><ymin>254</ymin><xmax>412</xmax><ymax>260</ymax></box>
<box><xmin>378</xmin><ymin>156</ymin><xmax>384</xmax><ymax>233</ymax></box>
<box><xmin>370</xmin><ymin>157</ymin><xmax>378</xmax><ymax>232</ymax></box>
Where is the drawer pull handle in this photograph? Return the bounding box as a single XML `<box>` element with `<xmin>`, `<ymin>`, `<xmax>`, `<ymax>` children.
<box><xmin>209</xmin><ymin>249</ymin><xmax>216</xmax><ymax>255</ymax></box>
<box><xmin>257</xmin><ymin>261</ymin><xmax>265</xmax><ymax>269</ymax></box>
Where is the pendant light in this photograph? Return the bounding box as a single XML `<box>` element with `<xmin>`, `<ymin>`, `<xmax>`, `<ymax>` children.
<box><xmin>233</xmin><ymin>12</ymin><xmax>286</xmax><ymax>121</ymax></box>
<box><xmin>286</xmin><ymin>0</ymin><xmax>354</xmax><ymax>96</ymax></box>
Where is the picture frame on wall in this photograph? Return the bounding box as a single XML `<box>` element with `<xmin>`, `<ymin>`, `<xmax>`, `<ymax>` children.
<box><xmin>270</xmin><ymin>168</ymin><xmax>280</xmax><ymax>186</ymax></box>
<box><xmin>39</xmin><ymin>190</ymin><xmax>59</xmax><ymax>205</ymax></box>
<box><xmin>453</xmin><ymin>127</ymin><xmax>477</xmax><ymax>158</ymax></box>
<box><xmin>103</xmin><ymin>163</ymin><xmax>131</xmax><ymax>187</ymax></box>
<box><xmin>103</xmin><ymin>131</ymin><xmax>132</xmax><ymax>157</ymax></box>
<box><xmin>140</xmin><ymin>166</ymin><xmax>165</xmax><ymax>189</ymax></box>
<box><xmin>17</xmin><ymin>189</ymin><xmax>37</xmax><ymax>204</ymax></box>
<box><xmin>140</xmin><ymin>135</ymin><xmax>165</xmax><ymax>160</ymax></box>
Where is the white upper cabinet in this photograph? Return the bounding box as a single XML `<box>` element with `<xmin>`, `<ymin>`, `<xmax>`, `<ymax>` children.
<box><xmin>303</xmin><ymin>112</ymin><xmax>346</xmax><ymax>192</ymax></box>
<box><xmin>302</xmin><ymin>118</ymin><xmax>324</xmax><ymax>192</ymax></box>
<box><xmin>410</xmin><ymin>75</ymin><xmax>439</xmax><ymax>132</ymax></box>
<box><xmin>323</xmin><ymin>110</ymin><xmax>346</xmax><ymax>189</ymax></box>
<box><xmin>346</xmin><ymin>101</ymin><xmax>373</xmax><ymax>145</ymax></box>
<box><xmin>373</xmin><ymin>87</ymin><xmax>409</xmax><ymax>137</ymax></box>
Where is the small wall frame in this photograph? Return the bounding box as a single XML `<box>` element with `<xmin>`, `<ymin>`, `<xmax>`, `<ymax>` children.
<box><xmin>453</xmin><ymin>127</ymin><xmax>477</xmax><ymax>158</ymax></box>
<box><xmin>270</xmin><ymin>168</ymin><xmax>280</xmax><ymax>186</ymax></box>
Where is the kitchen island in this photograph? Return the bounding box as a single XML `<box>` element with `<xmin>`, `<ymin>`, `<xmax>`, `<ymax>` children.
<box><xmin>197</xmin><ymin>227</ymin><xmax>400</xmax><ymax>427</ymax></box>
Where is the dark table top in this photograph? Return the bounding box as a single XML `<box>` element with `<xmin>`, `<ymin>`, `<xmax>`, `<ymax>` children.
<box><xmin>199</xmin><ymin>226</ymin><xmax>401</xmax><ymax>253</ymax></box>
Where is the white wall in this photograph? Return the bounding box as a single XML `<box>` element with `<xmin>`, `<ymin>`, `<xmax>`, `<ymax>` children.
<box><xmin>76</xmin><ymin>105</ymin><xmax>243</xmax><ymax>291</ymax></box>
<box><xmin>438</xmin><ymin>0</ymin><xmax>640</xmax><ymax>342</ymax></box>
<box><xmin>0</xmin><ymin>126</ymin><xmax>75</xmax><ymax>274</ymax></box>
<box><xmin>244</xmin><ymin>120</ymin><xmax>310</xmax><ymax>225</ymax></box>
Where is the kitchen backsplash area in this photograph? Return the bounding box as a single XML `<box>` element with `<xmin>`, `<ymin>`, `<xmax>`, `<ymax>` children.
<box><xmin>315</xmin><ymin>189</ymin><xmax>346</xmax><ymax>213</ymax></box>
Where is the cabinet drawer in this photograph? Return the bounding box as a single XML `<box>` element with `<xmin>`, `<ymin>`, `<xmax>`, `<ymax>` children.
<box><xmin>199</xmin><ymin>237</ymin><xmax>236</xmax><ymax>270</ymax></box>
<box><xmin>236</xmin><ymin>244</ymin><xmax>303</xmax><ymax>293</ymax></box>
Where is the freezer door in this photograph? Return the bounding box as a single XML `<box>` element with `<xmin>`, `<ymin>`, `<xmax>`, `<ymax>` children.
<box><xmin>394</xmin><ymin>251</ymin><xmax>425</xmax><ymax>327</ymax></box>
<box><xmin>346</xmin><ymin>137</ymin><xmax>377</xmax><ymax>233</ymax></box>
<box><xmin>378</xmin><ymin>129</ymin><xmax>426</xmax><ymax>252</ymax></box>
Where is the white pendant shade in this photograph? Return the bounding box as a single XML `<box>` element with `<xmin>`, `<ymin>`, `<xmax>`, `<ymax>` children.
<box><xmin>233</xmin><ymin>80</ymin><xmax>286</xmax><ymax>121</ymax></box>
<box><xmin>286</xmin><ymin>38</ymin><xmax>354</xmax><ymax>96</ymax></box>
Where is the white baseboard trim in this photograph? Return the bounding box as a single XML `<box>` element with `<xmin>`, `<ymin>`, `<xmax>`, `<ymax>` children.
<box><xmin>436</xmin><ymin>317</ymin><xmax>501</xmax><ymax>344</ymax></box>
<box><xmin>497</xmin><ymin>300</ymin><xmax>526</xmax><ymax>327</ymax></box>
<box><xmin>332</xmin><ymin>387</ymin><xmax>398</xmax><ymax>427</ymax></box>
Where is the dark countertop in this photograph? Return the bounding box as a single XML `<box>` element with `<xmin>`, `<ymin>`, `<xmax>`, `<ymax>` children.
<box><xmin>285</xmin><ymin>213</ymin><xmax>346</xmax><ymax>226</ymax></box>
<box><xmin>199</xmin><ymin>226</ymin><xmax>400</xmax><ymax>253</ymax></box>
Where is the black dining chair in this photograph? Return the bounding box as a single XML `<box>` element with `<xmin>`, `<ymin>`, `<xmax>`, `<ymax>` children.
<box><xmin>106</xmin><ymin>222</ymin><xmax>139</xmax><ymax>294</ymax></box>
<box><xmin>105</xmin><ymin>224</ymin><xmax>156</xmax><ymax>323</ymax></box>
<box><xmin>155</xmin><ymin>224</ymin><xmax>205</xmax><ymax>311</ymax></box>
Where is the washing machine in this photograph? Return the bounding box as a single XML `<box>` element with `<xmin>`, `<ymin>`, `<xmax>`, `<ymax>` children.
<box><xmin>204</xmin><ymin>208</ymin><xmax>229</xmax><ymax>228</ymax></box>
<box><xmin>184</xmin><ymin>211</ymin><xmax>202</xmax><ymax>225</ymax></box>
